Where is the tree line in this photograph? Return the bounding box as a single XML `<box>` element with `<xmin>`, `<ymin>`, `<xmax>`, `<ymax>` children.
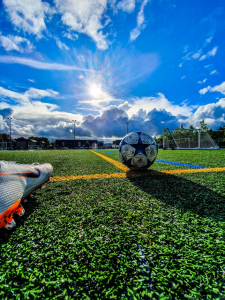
<box><xmin>153</xmin><ymin>120</ymin><xmax>225</xmax><ymax>145</ymax></box>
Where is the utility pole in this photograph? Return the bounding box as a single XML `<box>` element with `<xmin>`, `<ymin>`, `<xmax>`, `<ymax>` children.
<box><xmin>125</xmin><ymin>121</ymin><xmax>129</xmax><ymax>134</ymax></box>
<box><xmin>7</xmin><ymin>117</ymin><xmax>12</xmax><ymax>148</ymax></box>
<box><xmin>72</xmin><ymin>120</ymin><xmax>76</xmax><ymax>149</ymax></box>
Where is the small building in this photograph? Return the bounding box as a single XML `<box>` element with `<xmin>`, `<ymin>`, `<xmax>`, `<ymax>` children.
<box><xmin>113</xmin><ymin>139</ymin><xmax>121</xmax><ymax>145</ymax></box>
<box><xmin>15</xmin><ymin>138</ymin><xmax>38</xmax><ymax>150</ymax></box>
<box><xmin>55</xmin><ymin>139</ymin><xmax>98</xmax><ymax>149</ymax></box>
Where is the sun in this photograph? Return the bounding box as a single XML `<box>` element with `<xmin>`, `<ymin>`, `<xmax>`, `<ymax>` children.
<box><xmin>90</xmin><ymin>84</ymin><xmax>102</xmax><ymax>98</ymax></box>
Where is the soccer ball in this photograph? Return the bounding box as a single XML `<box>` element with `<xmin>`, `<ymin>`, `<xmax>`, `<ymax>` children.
<box><xmin>118</xmin><ymin>131</ymin><xmax>158</xmax><ymax>170</ymax></box>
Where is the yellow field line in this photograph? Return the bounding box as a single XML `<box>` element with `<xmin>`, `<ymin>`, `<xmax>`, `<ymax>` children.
<box><xmin>90</xmin><ymin>150</ymin><xmax>129</xmax><ymax>172</ymax></box>
<box><xmin>50</xmin><ymin>167</ymin><xmax>225</xmax><ymax>182</ymax></box>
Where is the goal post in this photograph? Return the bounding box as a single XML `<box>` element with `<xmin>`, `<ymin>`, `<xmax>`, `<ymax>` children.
<box><xmin>0</xmin><ymin>142</ymin><xmax>7</xmax><ymax>150</ymax></box>
<box><xmin>163</xmin><ymin>128</ymin><xmax>220</xmax><ymax>150</ymax></box>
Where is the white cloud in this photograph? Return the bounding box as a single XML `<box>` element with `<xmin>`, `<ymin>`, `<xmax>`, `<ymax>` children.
<box><xmin>208</xmin><ymin>46</ymin><xmax>218</xmax><ymax>57</ymax></box>
<box><xmin>1</xmin><ymin>85</ymin><xmax>225</xmax><ymax>139</ymax></box>
<box><xmin>197</xmin><ymin>78</ymin><xmax>207</xmax><ymax>84</ymax></box>
<box><xmin>63</xmin><ymin>32</ymin><xmax>78</xmax><ymax>40</ymax></box>
<box><xmin>117</xmin><ymin>0</ymin><xmax>135</xmax><ymax>13</ymax></box>
<box><xmin>181</xmin><ymin>76</ymin><xmax>185</xmax><ymax>79</ymax></box>
<box><xmin>0</xmin><ymin>34</ymin><xmax>34</xmax><ymax>52</ymax></box>
<box><xmin>28</xmin><ymin>79</ymin><xmax>35</xmax><ymax>83</ymax></box>
<box><xmin>130</xmin><ymin>0</ymin><xmax>149</xmax><ymax>42</ymax></box>
<box><xmin>191</xmin><ymin>50</ymin><xmax>202</xmax><ymax>59</ymax></box>
<box><xmin>188</xmin><ymin>98</ymin><xmax>225</xmax><ymax>129</ymax></box>
<box><xmin>199</xmin><ymin>54</ymin><xmax>206</xmax><ymax>61</ymax></box>
<box><xmin>3</xmin><ymin>0</ymin><xmax>55</xmax><ymax>37</ymax></box>
<box><xmin>206</xmin><ymin>37</ymin><xmax>212</xmax><ymax>44</ymax></box>
<box><xmin>55</xmin><ymin>37</ymin><xmax>69</xmax><ymax>50</ymax></box>
<box><xmin>0</xmin><ymin>86</ymin><xmax>83</xmax><ymax>138</ymax></box>
<box><xmin>199</xmin><ymin>81</ymin><xmax>225</xmax><ymax>95</ymax></box>
<box><xmin>127</xmin><ymin>93</ymin><xmax>194</xmax><ymax>118</ymax></box>
<box><xmin>199</xmin><ymin>86</ymin><xmax>211</xmax><ymax>95</ymax></box>
<box><xmin>0</xmin><ymin>86</ymin><xmax>59</xmax><ymax>104</ymax></box>
<box><xmin>199</xmin><ymin>46</ymin><xmax>218</xmax><ymax>60</ymax></box>
<box><xmin>179</xmin><ymin>63</ymin><xmax>183</xmax><ymax>67</ymax></box>
<box><xmin>54</xmin><ymin>0</ymin><xmax>109</xmax><ymax>50</ymax></box>
<box><xmin>210</xmin><ymin>70</ymin><xmax>217</xmax><ymax>75</ymax></box>
<box><xmin>0</xmin><ymin>55</ymin><xmax>98</xmax><ymax>72</ymax></box>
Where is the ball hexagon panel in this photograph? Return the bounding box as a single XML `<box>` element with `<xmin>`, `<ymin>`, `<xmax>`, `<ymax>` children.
<box><xmin>131</xmin><ymin>152</ymin><xmax>148</xmax><ymax>168</ymax></box>
<box><xmin>140</xmin><ymin>132</ymin><xmax>155</xmax><ymax>144</ymax></box>
<box><xmin>145</xmin><ymin>144</ymin><xmax>158</xmax><ymax>162</ymax></box>
<box><xmin>121</xmin><ymin>144</ymin><xmax>136</xmax><ymax>160</ymax></box>
<box><xmin>118</xmin><ymin>131</ymin><xmax>158</xmax><ymax>171</ymax></box>
<box><xmin>123</xmin><ymin>132</ymin><xmax>139</xmax><ymax>144</ymax></box>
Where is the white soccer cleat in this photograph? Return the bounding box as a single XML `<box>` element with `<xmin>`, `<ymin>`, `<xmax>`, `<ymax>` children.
<box><xmin>0</xmin><ymin>161</ymin><xmax>53</xmax><ymax>229</ymax></box>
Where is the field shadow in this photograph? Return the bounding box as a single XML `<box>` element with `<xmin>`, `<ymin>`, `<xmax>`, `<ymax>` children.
<box><xmin>126</xmin><ymin>169</ymin><xmax>225</xmax><ymax>222</ymax></box>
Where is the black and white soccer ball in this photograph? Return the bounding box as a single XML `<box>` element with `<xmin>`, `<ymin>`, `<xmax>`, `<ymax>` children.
<box><xmin>118</xmin><ymin>131</ymin><xmax>158</xmax><ymax>170</ymax></box>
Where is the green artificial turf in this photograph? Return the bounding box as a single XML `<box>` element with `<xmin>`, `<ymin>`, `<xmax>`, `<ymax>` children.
<box><xmin>0</xmin><ymin>150</ymin><xmax>124</xmax><ymax>176</ymax></box>
<box><xmin>0</xmin><ymin>149</ymin><xmax>225</xmax><ymax>299</ymax></box>
<box><xmin>95</xmin><ymin>148</ymin><xmax>225</xmax><ymax>169</ymax></box>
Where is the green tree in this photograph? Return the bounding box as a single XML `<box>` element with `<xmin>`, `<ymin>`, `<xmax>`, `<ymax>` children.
<box><xmin>85</xmin><ymin>141</ymin><xmax>89</xmax><ymax>149</ymax></box>
<box><xmin>199</xmin><ymin>119</ymin><xmax>209</xmax><ymax>130</ymax></box>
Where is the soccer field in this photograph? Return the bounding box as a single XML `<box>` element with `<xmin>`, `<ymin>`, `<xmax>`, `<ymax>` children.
<box><xmin>1</xmin><ymin>149</ymin><xmax>225</xmax><ymax>299</ymax></box>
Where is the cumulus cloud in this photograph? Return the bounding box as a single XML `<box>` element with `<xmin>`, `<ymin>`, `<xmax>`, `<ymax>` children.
<box><xmin>199</xmin><ymin>81</ymin><xmax>225</xmax><ymax>95</ymax></box>
<box><xmin>127</xmin><ymin>93</ymin><xmax>194</xmax><ymax>118</ymax></box>
<box><xmin>0</xmin><ymin>86</ymin><xmax>83</xmax><ymax>139</ymax></box>
<box><xmin>130</xmin><ymin>0</ymin><xmax>149</xmax><ymax>42</ymax></box>
<box><xmin>54</xmin><ymin>37</ymin><xmax>69</xmax><ymax>50</ymax></box>
<box><xmin>3</xmin><ymin>0</ymin><xmax>55</xmax><ymax>37</ymax></box>
<box><xmin>0</xmin><ymin>34</ymin><xmax>34</xmax><ymax>52</ymax></box>
<box><xmin>54</xmin><ymin>0</ymin><xmax>109</xmax><ymax>50</ymax></box>
<box><xmin>188</xmin><ymin>98</ymin><xmax>225</xmax><ymax>129</ymax></box>
<box><xmin>0</xmin><ymin>56</ymin><xmax>98</xmax><ymax>72</ymax></box>
<box><xmin>79</xmin><ymin>101</ymin><xmax>180</xmax><ymax>138</ymax></box>
<box><xmin>1</xmin><ymin>85</ymin><xmax>225</xmax><ymax>139</ymax></box>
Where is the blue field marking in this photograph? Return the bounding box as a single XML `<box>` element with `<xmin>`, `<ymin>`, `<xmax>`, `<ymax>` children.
<box><xmin>95</xmin><ymin>150</ymin><xmax>210</xmax><ymax>169</ymax></box>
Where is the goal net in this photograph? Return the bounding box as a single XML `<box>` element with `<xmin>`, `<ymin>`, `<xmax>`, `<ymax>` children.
<box><xmin>163</xmin><ymin>128</ymin><xmax>219</xmax><ymax>150</ymax></box>
<box><xmin>0</xmin><ymin>142</ymin><xmax>7</xmax><ymax>150</ymax></box>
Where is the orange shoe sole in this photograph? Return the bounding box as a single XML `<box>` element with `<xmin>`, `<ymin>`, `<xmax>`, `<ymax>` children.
<box><xmin>0</xmin><ymin>199</ymin><xmax>22</xmax><ymax>229</ymax></box>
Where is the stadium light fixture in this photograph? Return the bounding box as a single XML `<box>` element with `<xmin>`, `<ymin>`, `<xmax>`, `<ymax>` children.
<box><xmin>125</xmin><ymin>121</ymin><xmax>129</xmax><ymax>134</ymax></box>
<box><xmin>72</xmin><ymin>120</ymin><xmax>76</xmax><ymax>149</ymax></box>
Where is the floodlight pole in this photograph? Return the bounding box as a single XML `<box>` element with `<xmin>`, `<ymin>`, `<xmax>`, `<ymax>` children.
<box><xmin>7</xmin><ymin>118</ymin><xmax>12</xmax><ymax>147</ymax></box>
<box><xmin>125</xmin><ymin>122</ymin><xmax>129</xmax><ymax>134</ymax></box>
<box><xmin>72</xmin><ymin>120</ymin><xmax>76</xmax><ymax>149</ymax></box>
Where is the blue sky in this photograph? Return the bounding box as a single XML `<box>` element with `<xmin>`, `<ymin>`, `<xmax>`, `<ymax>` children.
<box><xmin>0</xmin><ymin>0</ymin><xmax>225</xmax><ymax>141</ymax></box>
